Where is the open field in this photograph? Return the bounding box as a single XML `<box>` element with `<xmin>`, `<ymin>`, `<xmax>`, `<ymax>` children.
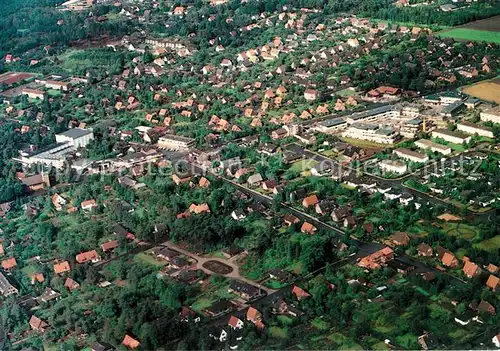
<box><xmin>474</xmin><ymin>235</ymin><xmax>500</xmax><ymax>252</ymax></box>
<box><xmin>439</xmin><ymin>29</ymin><xmax>500</xmax><ymax>44</ymax></box>
<box><xmin>290</xmin><ymin>159</ymin><xmax>318</xmax><ymax>172</ymax></box>
<box><xmin>461</xmin><ymin>79</ymin><xmax>500</xmax><ymax>104</ymax></box>
<box><xmin>438</xmin><ymin>16</ymin><xmax>500</xmax><ymax>44</ymax></box>
<box><xmin>0</xmin><ymin>72</ymin><xmax>35</xmax><ymax>86</ymax></box>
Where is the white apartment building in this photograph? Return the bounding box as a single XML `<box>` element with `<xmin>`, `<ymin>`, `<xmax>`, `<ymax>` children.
<box><xmin>414</xmin><ymin>139</ymin><xmax>452</xmax><ymax>155</ymax></box>
<box><xmin>342</xmin><ymin>123</ymin><xmax>401</xmax><ymax>144</ymax></box>
<box><xmin>457</xmin><ymin>121</ymin><xmax>494</xmax><ymax>138</ymax></box>
<box><xmin>393</xmin><ymin>148</ymin><xmax>429</xmax><ymax>163</ymax></box>
<box><xmin>346</xmin><ymin>105</ymin><xmax>400</xmax><ymax>124</ymax></box>
<box><xmin>312</xmin><ymin>118</ymin><xmax>347</xmax><ymax>134</ymax></box>
<box><xmin>55</xmin><ymin>128</ymin><xmax>95</xmax><ymax>148</ymax></box>
<box><xmin>157</xmin><ymin>134</ymin><xmax>195</xmax><ymax>150</ymax></box>
<box><xmin>432</xmin><ymin>129</ymin><xmax>471</xmax><ymax>144</ymax></box>
<box><xmin>379</xmin><ymin>159</ymin><xmax>407</xmax><ymax>175</ymax></box>
<box><xmin>480</xmin><ymin>107</ymin><xmax>500</xmax><ymax>124</ymax></box>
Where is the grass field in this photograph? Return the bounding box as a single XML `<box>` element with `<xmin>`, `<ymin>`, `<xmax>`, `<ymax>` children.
<box><xmin>290</xmin><ymin>159</ymin><xmax>318</xmax><ymax>173</ymax></box>
<box><xmin>438</xmin><ymin>29</ymin><xmax>500</xmax><ymax>44</ymax></box>
<box><xmin>443</xmin><ymin>223</ymin><xmax>479</xmax><ymax>240</ymax></box>
<box><xmin>135</xmin><ymin>252</ymin><xmax>167</xmax><ymax>267</ymax></box>
<box><xmin>474</xmin><ymin>235</ymin><xmax>500</xmax><ymax>252</ymax></box>
<box><xmin>269</xmin><ymin>326</ymin><xmax>288</xmax><ymax>339</ymax></box>
<box><xmin>462</xmin><ymin>79</ymin><xmax>500</xmax><ymax>104</ymax></box>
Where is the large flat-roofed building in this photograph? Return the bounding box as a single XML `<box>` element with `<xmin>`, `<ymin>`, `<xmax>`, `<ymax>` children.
<box><xmin>379</xmin><ymin>159</ymin><xmax>407</xmax><ymax>175</ymax></box>
<box><xmin>400</xmin><ymin>118</ymin><xmax>423</xmax><ymax>138</ymax></box>
<box><xmin>0</xmin><ymin>272</ymin><xmax>18</xmax><ymax>297</ymax></box>
<box><xmin>480</xmin><ymin>107</ymin><xmax>500</xmax><ymax>124</ymax></box>
<box><xmin>157</xmin><ymin>134</ymin><xmax>195</xmax><ymax>150</ymax></box>
<box><xmin>414</xmin><ymin>139</ymin><xmax>452</xmax><ymax>155</ymax></box>
<box><xmin>55</xmin><ymin>128</ymin><xmax>94</xmax><ymax>148</ymax></box>
<box><xmin>432</xmin><ymin>129</ymin><xmax>471</xmax><ymax>144</ymax></box>
<box><xmin>16</xmin><ymin>143</ymin><xmax>74</xmax><ymax>169</ymax></box>
<box><xmin>343</xmin><ymin>123</ymin><xmax>401</xmax><ymax>144</ymax></box>
<box><xmin>393</xmin><ymin>148</ymin><xmax>429</xmax><ymax>163</ymax></box>
<box><xmin>22</xmin><ymin>88</ymin><xmax>46</xmax><ymax>100</ymax></box>
<box><xmin>346</xmin><ymin>105</ymin><xmax>399</xmax><ymax>124</ymax></box>
<box><xmin>440</xmin><ymin>101</ymin><xmax>465</xmax><ymax>118</ymax></box>
<box><xmin>312</xmin><ymin>118</ymin><xmax>347</xmax><ymax>134</ymax></box>
<box><xmin>44</xmin><ymin>80</ymin><xmax>71</xmax><ymax>91</ymax></box>
<box><xmin>457</xmin><ymin>121</ymin><xmax>494</xmax><ymax>138</ymax></box>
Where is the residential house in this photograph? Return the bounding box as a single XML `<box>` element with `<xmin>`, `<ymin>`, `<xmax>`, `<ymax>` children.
<box><xmin>463</xmin><ymin>261</ymin><xmax>481</xmax><ymax>278</ymax></box>
<box><xmin>283</xmin><ymin>214</ymin><xmax>300</xmax><ymax>226</ymax></box>
<box><xmin>122</xmin><ymin>335</ymin><xmax>140</xmax><ymax>349</ymax></box>
<box><xmin>390</xmin><ymin>231</ymin><xmax>410</xmax><ymax>246</ymax></box>
<box><xmin>247</xmin><ymin>306</ymin><xmax>264</xmax><ymax>329</ymax></box>
<box><xmin>417</xmin><ymin>243</ymin><xmax>433</xmax><ymax>257</ymax></box>
<box><xmin>64</xmin><ymin>277</ymin><xmax>80</xmax><ymax>291</ymax></box>
<box><xmin>1</xmin><ymin>258</ymin><xmax>17</xmax><ymax>271</ymax></box>
<box><xmin>101</xmin><ymin>240</ymin><xmax>119</xmax><ymax>253</ymax></box>
<box><xmin>291</xmin><ymin>285</ymin><xmax>311</xmax><ymax>300</ymax></box>
<box><xmin>54</xmin><ymin>261</ymin><xmax>70</xmax><ymax>274</ymax></box>
<box><xmin>228</xmin><ymin>315</ymin><xmax>244</xmax><ymax>330</ymax></box>
<box><xmin>486</xmin><ymin>275</ymin><xmax>499</xmax><ymax>291</ymax></box>
<box><xmin>301</xmin><ymin>222</ymin><xmax>317</xmax><ymax>234</ymax></box>
<box><xmin>302</xmin><ymin>194</ymin><xmax>319</xmax><ymax>208</ymax></box>
<box><xmin>81</xmin><ymin>199</ymin><xmax>98</xmax><ymax>211</ymax></box>
<box><xmin>29</xmin><ymin>315</ymin><xmax>49</xmax><ymax>333</ymax></box>
<box><xmin>229</xmin><ymin>280</ymin><xmax>262</xmax><ymax>301</ymax></box>
<box><xmin>76</xmin><ymin>250</ymin><xmax>100</xmax><ymax>264</ymax></box>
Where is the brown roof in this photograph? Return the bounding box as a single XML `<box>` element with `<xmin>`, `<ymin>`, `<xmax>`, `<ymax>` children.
<box><xmin>391</xmin><ymin>231</ymin><xmax>410</xmax><ymax>246</ymax></box>
<box><xmin>292</xmin><ymin>285</ymin><xmax>311</xmax><ymax>299</ymax></box>
<box><xmin>81</xmin><ymin>199</ymin><xmax>97</xmax><ymax>208</ymax></box>
<box><xmin>64</xmin><ymin>277</ymin><xmax>80</xmax><ymax>291</ymax></box>
<box><xmin>1</xmin><ymin>257</ymin><xmax>17</xmax><ymax>270</ymax></box>
<box><xmin>101</xmin><ymin>240</ymin><xmax>119</xmax><ymax>252</ymax></box>
<box><xmin>417</xmin><ymin>243</ymin><xmax>433</xmax><ymax>256</ymax></box>
<box><xmin>487</xmin><ymin>263</ymin><xmax>499</xmax><ymax>274</ymax></box>
<box><xmin>486</xmin><ymin>275</ymin><xmax>499</xmax><ymax>291</ymax></box>
<box><xmin>228</xmin><ymin>315</ymin><xmax>243</xmax><ymax>328</ymax></box>
<box><xmin>76</xmin><ymin>250</ymin><xmax>100</xmax><ymax>264</ymax></box>
<box><xmin>31</xmin><ymin>273</ymin><xmax>45</xmax><ymax>284</ymax></box>
<box><xmin>441</xmin><ymin>252</ymin><xmax>458</xmax><ymax>268</ymax></box>
<box><xmin>53</xmin><ymin>261</ymin><xmax>71</xmax><ymax>274</ymax></box>
<box><xmin>122</xmin><ymin>335</ymin><xmax>140</xmax><ymax>349</ymax></box>
<box><xmin>189</xmin><ymin>203</ymin><xmax>210</xmax><ymax>214</ymax></box>
<box><xmin>283</xmin><ymin>214</ymin><xmax>300</xmax><ymax>224</ymax></box>
<box><xmin>301</xmin><ymin>222</ymin><xmax>316</xmax><ymax>234</ymax></box>
<box><xmin>462</xmin><ymin>261</ymin><xmax>480</xmax><ymax>278</ymax></box>
<box><xmin>29</xmin><ymin>315</ymin><xmax>48</xmax><ymax>331</ymax></box>
<box><xmin>302</xmin><ymin>194</ymin><xmax>319</xmax><ymax>207</ymax></box>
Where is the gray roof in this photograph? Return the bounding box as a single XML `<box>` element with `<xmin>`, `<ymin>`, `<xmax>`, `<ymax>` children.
<box><xmin>57</xmin><ymin>128</ymin><xmax>93</xmax><ymax>139</ymax></box>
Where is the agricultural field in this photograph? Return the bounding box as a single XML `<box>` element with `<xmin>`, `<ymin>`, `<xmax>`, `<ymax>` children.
<box><xmin>461</xmin><ymin>78</ymin><xmax>500</xmax><ymax>104</ymax></box>
<box><xmin>438</xmin><ymin>16</ymin><xmax>500</xmax><ymax>44</ymax></box>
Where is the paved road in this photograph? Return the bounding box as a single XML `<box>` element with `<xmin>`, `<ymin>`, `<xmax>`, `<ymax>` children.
<box><xmin>189</xmin><ymin>160</ymin><xmax>467</xmax><ymax>287</ymax></box>
<box><xmin>285</xmin><ymin>143</ymin><xmax>496</xmax><ymax>219</ymax></box>
<box><xmin>162</xmin><ymin>241</ymin><xmax>275</xmax><ymax>294</ymax></box>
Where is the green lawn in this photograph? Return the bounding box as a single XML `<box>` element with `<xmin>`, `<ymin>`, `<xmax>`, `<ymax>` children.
<box><xmin>290</xmin><ymin>159</ymin><xmax>318</xmax><ymax>173</ymax></box>
<box><xmin>134</xmin><ymin>252</ymin><xmax>167</xmax><ymax>267</ymax></box>
<box><xmin>311</xmin><ymin>317</ymin><xmax>330</xmax><ymax>330</ymax></box>
<box><xmin>474</xmin><ymin>235</ymin><xmax>500</xmax><ymax>252</ymax></box>
<box><xmin>438</xmin><ymin>28</ymin><xmax>500</xmax><ymax>44</ymax></box>
<box><xmin>277</xmin><ymin>315</ymin><xmax>293</xmax><ymax>326</ymax></box>
<box><xmin>269</xmin><ymin>326</ymin><xmax>288</xmax><ymax>339</ymax></box>
<box><xmin>443</xmin><ymin>223</ymin><xmax>479</xmax><ymax>240</ymax></box>
<box><xmin>327</xmin><ymin>333</ymin><xmax>363</xmax><ymax>350</ymax></box>
<box><xmin>21</xmin><ymin>265</ymin><xmax>37</xmax><ymax>277</ymax></box>
<box><xmin>191</xmin><ymin>297</ymin><xmax>213</xmax><ymax>312</ymax></box>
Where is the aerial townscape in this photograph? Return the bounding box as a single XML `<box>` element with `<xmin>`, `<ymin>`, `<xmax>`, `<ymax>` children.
<box><xmin>1</xmin><ymin>0</ymin><xmax>500</xmax><ymax>350</ymax></box>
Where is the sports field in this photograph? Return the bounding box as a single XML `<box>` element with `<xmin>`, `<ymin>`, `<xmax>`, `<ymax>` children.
<box><xmin>462</xmin><ymin>78</ymin><xmax>500</xmax><ymax>104</ymax></box>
